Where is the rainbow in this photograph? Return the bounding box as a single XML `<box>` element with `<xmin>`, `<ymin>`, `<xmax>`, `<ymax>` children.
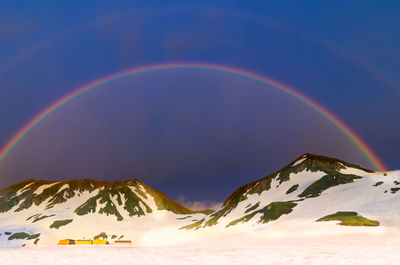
<box><xmin>0</xmin><ymin>62</ymin><xmax>387</xmax><ymax>171</ymax></box>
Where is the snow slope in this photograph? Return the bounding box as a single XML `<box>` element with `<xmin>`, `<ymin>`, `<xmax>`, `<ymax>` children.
<box><xmin>181</xmin><ymin>154</ymin><xmax>400</xmax><ymax>238</ymax></box>
<box><xmin>0</xmin><ymin>179</ymin><xmax>205</xmax><ymax>247</ymax></box>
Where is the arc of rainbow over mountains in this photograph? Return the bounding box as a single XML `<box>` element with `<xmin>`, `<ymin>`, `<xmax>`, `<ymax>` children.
<box><xmin>0</xmin><ymin>62</ymin><xmax>387</xmax><ymax>171</ymax></box>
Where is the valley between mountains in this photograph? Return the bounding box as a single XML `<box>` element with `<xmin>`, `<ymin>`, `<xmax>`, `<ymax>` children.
<box><xmin>1</xmin><ymin>153</ymin><xmax>399</xmax><ymax>247</ymax></box>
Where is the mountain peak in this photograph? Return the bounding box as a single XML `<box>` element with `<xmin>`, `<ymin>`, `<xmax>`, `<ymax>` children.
<box><xmin>222</xmin><ymin>153</ymin><xmax>373</xmax><ymax>208</ymax></box>
<box><xmin>184</xmin><ymin>153</ymin><xmax>382</xmax><ymax>230</ymax></box>
<box><xmin>291</xmin><ymin>153</ymin><xmax>374</xmax><ymax>173</ymax></box>
<box><xmin>0</xmin><ymin>177</ymin><xmax>194</xmax><ymax>221</ymax></box>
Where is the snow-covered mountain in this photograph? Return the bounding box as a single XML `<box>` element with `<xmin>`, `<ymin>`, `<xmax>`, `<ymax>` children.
<box><xmin>181</xmin><ymin>153</ymin><xmax>400</xmax><ymax>236</ymax></box>
<box><xmin>1</xmin><ymin>153</ymin><xmax>399</xmax><ymax>247</ymax></box>
<box><xmin>0</xmin><ymin>179</ymin><xmax>207</xmax><ymax>247</ymax></box>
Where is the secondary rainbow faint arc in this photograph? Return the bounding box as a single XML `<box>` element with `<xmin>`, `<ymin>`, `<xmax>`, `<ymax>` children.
<box><xmin>0</xmin><ymin>62</ymin><xmax>387</xmax><ymax>171</ymax></box>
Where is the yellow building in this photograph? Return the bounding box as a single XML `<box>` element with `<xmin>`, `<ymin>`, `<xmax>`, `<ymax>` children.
<box><xmin>58</xmin><ymin>239</ymin><xmax>75</xmax><ymax>245</ymax></box>
<box><xmin>93</xmin><ymin>239</ymin><xmax>108</xmax><ymax>245</ymax></box>
<box><xmin>76</xmin><ymin>239</ymin><xmax>93</xmax><ymax>245</ymax></box>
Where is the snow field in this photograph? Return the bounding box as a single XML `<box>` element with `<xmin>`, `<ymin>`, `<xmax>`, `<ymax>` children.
<box><xmin>1</xmin><ymin>235</ymin><xmax>399</xmax><ymax>265</ymax></box>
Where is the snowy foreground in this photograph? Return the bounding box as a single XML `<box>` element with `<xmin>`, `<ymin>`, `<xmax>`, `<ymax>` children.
<box><xmin>1</xmin><ymin>234</ymin><xmax>400</xmax><ymax>265</ymax></box>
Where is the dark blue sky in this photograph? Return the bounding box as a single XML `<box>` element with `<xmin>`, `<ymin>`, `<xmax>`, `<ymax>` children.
<box><xmin>0</xmin><ymin>1</ymin><xmax>399</xmax><ymax>207</ymax></box>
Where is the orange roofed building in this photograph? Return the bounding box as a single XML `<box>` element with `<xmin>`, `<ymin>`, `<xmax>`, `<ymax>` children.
<box><xmin>114</xmin><ymin>240</ymin><xmax>132</xmax><ymax>244</ymax></box>
<box><xmin>58</xmin><ymin>239</ymin><xmax>75</xmax><ymax>245</ymax></box>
